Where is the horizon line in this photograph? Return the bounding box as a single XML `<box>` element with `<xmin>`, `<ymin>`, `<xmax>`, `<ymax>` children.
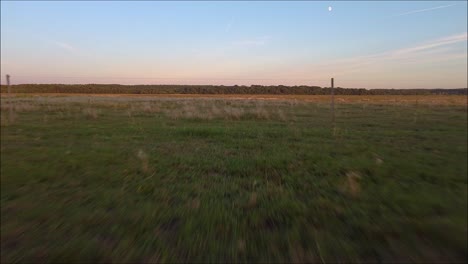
<box><xmin>1</xmin><ymin>83</ymin><xmax>467</xmax><ymax>90</ymax></box>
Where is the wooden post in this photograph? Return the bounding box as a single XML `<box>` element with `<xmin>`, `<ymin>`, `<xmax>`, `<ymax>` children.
<box><xmin>6</xmin><ymin>74</ymin><xmax>13</xmax><ymax>123</ymax></box>
<box><xmin>6</xmin><ymin>74</ymin><xmax>11</xmax><ymax>93</ymax></box>
<box><xmin>331</xmin><ymin>77</ymin><xmax>335</xmax><ymax>123</ymax></box>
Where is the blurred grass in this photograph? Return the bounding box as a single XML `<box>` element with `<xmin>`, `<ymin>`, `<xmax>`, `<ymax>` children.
<box><xmin>1</xmin><ymin>96</ymin><xmax>467</xmax><ymax>263</ymax></box>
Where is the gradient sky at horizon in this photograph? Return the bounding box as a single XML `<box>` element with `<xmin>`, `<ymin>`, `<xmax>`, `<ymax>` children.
<box><xmin>1</xmin><ymin>1</ymin><xmax>467</xmax><ymax>89</ymax></box>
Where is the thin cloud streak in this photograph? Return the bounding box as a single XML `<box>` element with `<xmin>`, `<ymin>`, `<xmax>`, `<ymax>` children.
<box><xmin>393</xmin><ymin>33</ymin><xmax>467</xmax><ymax>55</ymax></box>
<box><xmin>52</xmin><ymin>41</ymin><xmax>76</xmax><ymax>52</ymax></box>
<box><xmin>267</xmin><ymin>32</ymin><xmax>468</xmax><ymax>86</ymax></box>
<box><xmin>392</xmin><ymin>3</ymin><xmax>457</xmax><ymax>17</ymax></box>
<box><xmin>232</xmin><ymin>36</ymin><xmax>271</xmax><ymax>47</ymax></box>
<box><xmin>329</xmin><ymin>32</ymin><xmax>467</xmax><ymax>66</ymax></box>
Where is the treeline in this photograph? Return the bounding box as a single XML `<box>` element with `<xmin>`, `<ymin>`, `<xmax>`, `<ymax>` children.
<box><xmin>0</xmin><ymin>84</ymin><xmax>466</xmax><ymax>95</ymax></box>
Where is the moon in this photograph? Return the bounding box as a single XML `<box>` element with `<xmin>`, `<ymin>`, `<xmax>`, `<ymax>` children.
<box><xmin>328</xmin><ymin>6</ymin><xmax>332</xmax><ymax>11</ymax></box>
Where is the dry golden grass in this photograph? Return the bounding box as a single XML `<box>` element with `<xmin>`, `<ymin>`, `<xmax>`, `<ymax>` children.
<box><xmin>137</xmin><ymin>149</ymin><xmax>149</xmax><ymax>173</ymax></box>
<box><xmin>1</xmin><ymin>94</ymin><xmax>464</xmax><ymax>127</ymax></box>
<box><xmin>339</xmin><ymin>171</ymin><xmax>362</xmax><ymax>198</ymax></box>
<box><xmin>1</xmin><ymin>93</ymin><xmax>466</xmax><ymax>105</ymax></box>
<box><xmin>82</xmin><ymin>108</ymin><xmax>99</xmax><ymax>119</ymax></box>
<box><xmin>0</xmin><ymin>96</ymin><xmax>291</xmax><ymax>126</ymax></box>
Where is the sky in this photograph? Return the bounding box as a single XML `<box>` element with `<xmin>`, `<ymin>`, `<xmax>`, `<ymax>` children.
<box><xmin>1</xmin><ymin>1</ymin><xmax>467</xmax><ymax>89</ymax></box>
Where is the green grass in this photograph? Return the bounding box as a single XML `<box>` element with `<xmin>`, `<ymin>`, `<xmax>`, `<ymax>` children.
<box><xmin>1</xmin><ymin>96</ymin><xmax>467</xmax><ymax>263</ymax></box>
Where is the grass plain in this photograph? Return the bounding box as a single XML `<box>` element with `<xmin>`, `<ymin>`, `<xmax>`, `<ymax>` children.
<box><xmin>1</xmin><ymin>94</ymin><xmax>467</xmax><ymax>263</ymax></box>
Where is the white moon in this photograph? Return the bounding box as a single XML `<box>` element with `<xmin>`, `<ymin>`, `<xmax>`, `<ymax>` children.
<box><xmin>328</xmin><ymin>6</ymin><xmax>332</xmax><ymax>11</ymax></box>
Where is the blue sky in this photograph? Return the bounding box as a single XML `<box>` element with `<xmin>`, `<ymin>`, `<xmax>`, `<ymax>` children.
<box><xmin>1</xmin><ymin>1</ymin><xmax>467</xmax><ymax>88</ymax></box>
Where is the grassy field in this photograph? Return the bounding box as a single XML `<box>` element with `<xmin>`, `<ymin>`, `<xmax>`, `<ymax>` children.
<box><xmin>1</xmin><ymin>94</ymin><xmax>467</xmax><ymax>263</ymax></box>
